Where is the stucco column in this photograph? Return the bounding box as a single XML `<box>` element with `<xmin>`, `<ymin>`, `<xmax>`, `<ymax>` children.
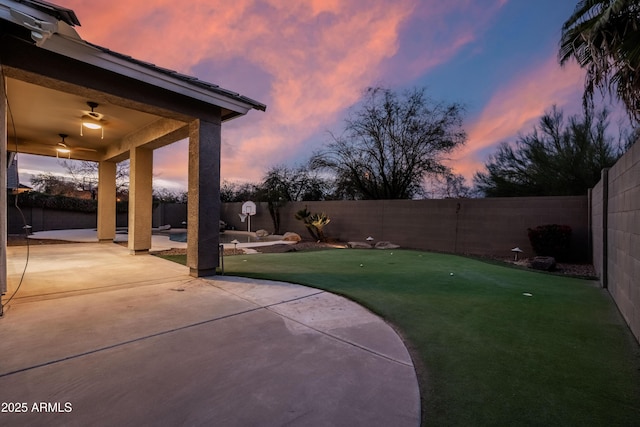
<box><xmin>128</xmin><ymin>147</ymin><xmax>153</xmax><ymax>254</ymax></box>
<box><xmin>0</xmin><ymin>67</ymin><xmax>7</xmax><ymax>296</ymax></box>
<box><xmin>97</xmin><ymin>160</ymin><xmax>117</xmax><ymax>242</ymax></box>
<box><xmin>187</xmin><ymin>117</ymin><xmax>221</xmax><ymax>277</ymax></box>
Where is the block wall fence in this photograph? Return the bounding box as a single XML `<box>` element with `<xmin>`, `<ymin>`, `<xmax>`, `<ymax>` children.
<box><xmin>590</xmin><ymin>141</ymin><xmax>640</xmax><ymax>343</ymax></box>
<box><xmin>222</xmin><ymin>196</ymin><xmax>589</xmax><ymax>261</ymax></box>
<box><xmin>10</xmin><ymin>196</ymin><xmax>589</xmax><ymax>261</ymax></box>
<box><xmin>8</xmin><ymin>158</ymin><xmax>638</xmax><ymax>341</ymax></box>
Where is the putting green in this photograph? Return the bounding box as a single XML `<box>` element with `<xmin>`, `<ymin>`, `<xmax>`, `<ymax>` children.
<box><xmin>160</xmin><ymin>249</ymin><xmax>640</xmax><ymax>426</ymax></box>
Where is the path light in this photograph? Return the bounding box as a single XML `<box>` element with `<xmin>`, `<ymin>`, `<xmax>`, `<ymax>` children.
<box><xmin>511</xmin><ymin>247</ymin><xmax>523</xmax><ymax>261</ymax></box>
<box><xmin>366</xmin><ymin>236</ymin><xmax>374</xmax><ymax>243</ymax></box>
<box><xmin>231</xmin><ymin>239</ymin><xmax>240</xmax><ymax>252</ymax></box>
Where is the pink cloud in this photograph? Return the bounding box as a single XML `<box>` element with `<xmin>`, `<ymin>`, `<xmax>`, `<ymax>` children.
<box><xmin>449</xmin><ymin>57</ymin><xmax>585</xmax><ymax>180</ymax></box>
<box><xmin>54</xmin><ymin>0</ymin><xmax>514</xmax><ymax>188</ymax></box>
<box><xmin>59</xmin><ymin>0</ymin><xmax>421</xmax><ymax>184</ymax></box>
<box><xmin>383</xmin><ymin>0</ymin><xmax>507</xmax><ymax>82</ymax></box>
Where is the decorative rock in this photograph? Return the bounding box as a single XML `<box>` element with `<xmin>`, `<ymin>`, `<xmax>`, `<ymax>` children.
<box><xmin>256</xmin><ymin>229</ymin><xmax>270</xmax><ymax>238</ymax></box>
<box><xmin>347</xmin><ymin>241</ymin><xmax>373</xmax><ymax>249</ymax></box>
<box><xmin>375</xmin><ymin>241</ymin><xmax>400</xmax><ymax>249</ymax></box>
<box><xmin>282</xmin><ymin>232</ymin><xmax>302</xmax><ymax>242</ymax></box>
<box><xmin>529</xmin><ymin>256</ymin><xmax>556</xmax><ymax>271</ymax></box>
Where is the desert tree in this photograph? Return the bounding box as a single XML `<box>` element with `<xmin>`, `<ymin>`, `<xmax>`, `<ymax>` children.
<box><xmin>220</xmin><ymin>180</ymin><xmax>260</xmax><ymax>202</ymax></box>
<box><xmin>311</xmin><ymin>87</ymin><xmax>466</xmax><ymax>199</ymax></box>
<box><xmin>474</xmin><ymin>105</ymin><xmax>624</xmax><ymax>197</ymax></box>
<box><xmin>256</xmin><ymin>165</ymin><xmax>331</xmax><ymax>233</ymax></box>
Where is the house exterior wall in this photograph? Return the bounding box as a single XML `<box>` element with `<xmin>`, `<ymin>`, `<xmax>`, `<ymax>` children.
<box><xmin>7</xmin><ymin>154</ymin><xmax>18</xmax><ymax>190</ymax></box>
<box><xmin>221</xmin><ymin>196</ymin><xmax>589</xmax><ymax>261</ymax></box>
<box><xmin>1</xmin><ymin>71</ymin><xmax>6</xmax><ymax>296</ymax></box>
<box><xmin>592</xmin><ymin>141</ymin><xmax>640</xmax><ymax>342</ymax></box>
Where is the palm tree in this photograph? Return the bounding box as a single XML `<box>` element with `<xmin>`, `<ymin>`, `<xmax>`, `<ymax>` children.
<box><xmin>559</xmin><ymin>0</ymin><xmax>640</xmax><ymax>122</ymax></box>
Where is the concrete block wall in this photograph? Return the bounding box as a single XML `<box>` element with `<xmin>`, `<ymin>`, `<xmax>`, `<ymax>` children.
<box><xmin>7</xmin><ymin>206</ymin><xmax>126</xmax><ymax>234</ymax></box>
<box><xmin>152</xmin><ymin>203</ymin><xmax>187</xmax><ymax>228</ymax></box>
<box><xmin>221</xmin><ymin>196</ymin><xmax>588</xmax><ymax>261</ymax></box>
<box><xmin>593</xmin><ymin>141</ymin><xmax>640</xmax><ymax>342</ymax></box>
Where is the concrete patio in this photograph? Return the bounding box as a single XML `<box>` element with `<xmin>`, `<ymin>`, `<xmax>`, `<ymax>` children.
<box><xmin>0</xmin><ymin>242</ymin><xmax>420</xmax><ymax>426</ymax></box>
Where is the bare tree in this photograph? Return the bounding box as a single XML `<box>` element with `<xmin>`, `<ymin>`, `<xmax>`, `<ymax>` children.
<box><xmin>311</xmin><ymin>87</ymin><xmax>466</xmax><ymax>199</ymax></box>
<box><xmin>30</xmin><ymin>173</ymin><xmax>78</xmax><ymax>196</ymax></box>
<box><xmin>62</xmin><ymin>159</ymin><xmax>130</xmax><ymax>200</ymax></box>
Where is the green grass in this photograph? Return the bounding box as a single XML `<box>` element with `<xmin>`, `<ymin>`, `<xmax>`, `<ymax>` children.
<box><xmin>159</xmin><ymin>249</ymin><xmax>640</xmax><ymax>426</ymax></box>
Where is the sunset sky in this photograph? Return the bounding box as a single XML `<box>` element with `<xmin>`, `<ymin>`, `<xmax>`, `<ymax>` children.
<box><xmin>17</xmin><ymin>0</ymin><xmax>619</xmax><ymax>192</ymax></box>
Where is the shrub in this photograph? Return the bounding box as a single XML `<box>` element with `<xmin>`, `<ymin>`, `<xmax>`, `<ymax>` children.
<box><xmin>294</xmin><ymin>206</ymin><xmax>330</xmax><ymax>242</ymax></box>
<box><xmin>527</xmin><ymin>224</ymin><xmax>572</xmax><ymax>261</ymax></box>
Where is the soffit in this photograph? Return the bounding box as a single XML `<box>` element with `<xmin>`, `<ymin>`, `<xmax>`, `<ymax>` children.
<box><xmin>6</xmin><ymin>77</ymin><xmax>162</xmax><ymax>161</ymax></box>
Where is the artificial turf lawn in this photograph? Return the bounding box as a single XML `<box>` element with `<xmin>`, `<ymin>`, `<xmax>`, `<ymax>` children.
<box><xmin>159</xmin><ymin>249</ymin><xmax>640</xmax><ymax>426</ymax></box>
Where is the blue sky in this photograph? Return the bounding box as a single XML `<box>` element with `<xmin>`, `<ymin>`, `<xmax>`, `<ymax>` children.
<box><xmin>17</xmin><ymin>0</ymin><xmax>625</xmax><ymax>192</ymax></box>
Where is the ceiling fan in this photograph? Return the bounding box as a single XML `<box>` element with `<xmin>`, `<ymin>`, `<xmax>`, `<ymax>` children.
<box><xmin>55</xmin><ymin>133</ymin><xmax>97</xmax><ymax>158</ymax></box>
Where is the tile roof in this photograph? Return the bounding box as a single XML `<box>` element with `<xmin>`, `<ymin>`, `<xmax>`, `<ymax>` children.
<box><xmin>16</xmin><ymin>0</ymin><xmax>79</xmax><ymax>26</ymax></box>
<box><xmin>87</xmin><ymin>42</ymin><xmax>266</xmax><ymax>112</ymax></box>
<box><xmin>14</xmin><ymin>0</ymin><xmax>266</xmax><ymax>112</ymax></box>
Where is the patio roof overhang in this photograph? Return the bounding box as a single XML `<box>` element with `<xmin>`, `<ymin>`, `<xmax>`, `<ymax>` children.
<box><xmin>0</xmin><ymin>0</ymin><xmax>267</xmax><ymax>288</ymax></box>
<box><xmin>0</xmin><ymin>0</ymin><xmax>266</xmax><ymax>163</ymax></box>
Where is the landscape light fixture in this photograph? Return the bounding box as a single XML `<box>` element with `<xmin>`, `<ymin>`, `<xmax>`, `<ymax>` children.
<box><xmin>81</xmin><ymin>101</ymin><xmax>104</xmax><ymax>138</ymax></box>
<box><xmin>511</xmin><ymin>247</ymin><xmax>523</xmax><ymax>261</ymax></box>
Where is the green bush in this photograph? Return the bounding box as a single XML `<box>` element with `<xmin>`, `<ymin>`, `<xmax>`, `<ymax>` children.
<box><xmin>527</xmin><ymin>224</ymin><xmax>572</xmax><ymax>261</ymax></box>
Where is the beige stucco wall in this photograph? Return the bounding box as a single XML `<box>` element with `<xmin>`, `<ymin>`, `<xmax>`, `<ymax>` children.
<box><xmin>222</xmin><ymin>196</ymin><xmax>589</xmax><ymax>261</ymax></box>
<box><xmin>1</xmin><ymin>68</ymin><xmax>6</xmax><ymax>296</ymax></box>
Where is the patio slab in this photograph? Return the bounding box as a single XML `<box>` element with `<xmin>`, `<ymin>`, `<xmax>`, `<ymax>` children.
<box><xmin>0</xmin><ymin>242</ymin><xmax>420</xmax><ymax>426</ymax></box>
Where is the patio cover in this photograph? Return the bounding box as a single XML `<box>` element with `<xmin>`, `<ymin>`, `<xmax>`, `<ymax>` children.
<box><xmin>0</xmin><ymin>0</ymin><xmax>266</xmax><ymax>297</ymax></box>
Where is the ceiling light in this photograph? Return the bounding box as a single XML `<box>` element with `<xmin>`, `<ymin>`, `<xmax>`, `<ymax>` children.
<box><xmin>80</xmin><ymin>101</ymin><xmax>105</xmax><ymax>138</ymax></box>
<box><xmin>82</xmin><ymin>118</ymin><xmax>102</xmax><ymax>130</ymax></box>
<box><xmin>56</xmin><ymin>134</ymin><xmax>71</xmax><ymax>158</ymax></box>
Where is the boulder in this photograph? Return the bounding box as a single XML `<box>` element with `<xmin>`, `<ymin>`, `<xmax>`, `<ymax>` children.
<box><xmin>347</xmin><ymin>241</ymin><xmax>373</xmax><ymax>249</ymax></box>
<box><xmin>282</xmin><ymin>232</ymin><xmax>302</xmax><ymax>242</ymax></box>
<box><xmin>529</xmin><ymin>256</ymin><xmax>556</xmax><ymax>271</ymax></box>
<box><xmin>256</xmin><ymin>229</ymin><xmax>270</xmax><ymax>238</ymax></box>
<box><xmin>375</xmin><ymin>241</ymin><xmax>400</xmax><ymax>249</ymax></box>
